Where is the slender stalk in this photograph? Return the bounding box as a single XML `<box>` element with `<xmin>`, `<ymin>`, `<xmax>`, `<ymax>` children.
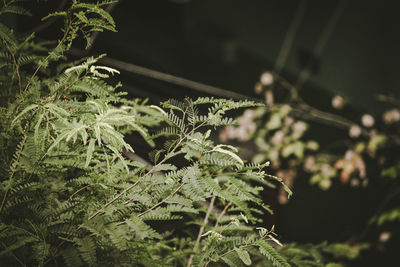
<box><xmin>1</xmin><ymin>241</ymin><xmax>25</xmax><ymax>266</ymax></box>
<box><xmin>295</xmin><ymin>0</ymin><xmax>346</xmax><ymax>91</ymax></box>
<box><xmin>274</xmin><ymin>0</ymin><xmax>308</xmax><ymax>74</ymax></box>
<box><xmin>5</xmin><ymin>41</ymin><xmax>22</xmax><ymax>94</ymax></box>
<box><xmin>88</xmin><ymin>180</ymin><xmax>140</xmax><ymax>220</ymax></box>
<box><xmin>138</xmin><ymin>183</ymin><xmax>184</xmax><ymax>217</ymax></box>
<box><xmin>115</xmin><ymin>183</ymin><xmax>185</xmax><ymax>226</ymax></box>
<box><xmin>214</xmin><ymin>202</ymin><xmax>232</xmax><ymax>227</ymax></box>
<box><xmin>23</xmin><ymin>18</ymin><xmax>72</xmax><ymax>93</ymax></box>
<box><xmin>0</xmin><ymin>135</ymin><xmax>28</xmax><ymax>214</ymax></box>
<box><xmin>69</xmin><ymin>184</ymin><xmax>93</xmax><ymax>200</ymax></box>
<box><xmin>187</xmin><ymin>195</ymin><xmax>216</xmax><ymax>267</ymax></box>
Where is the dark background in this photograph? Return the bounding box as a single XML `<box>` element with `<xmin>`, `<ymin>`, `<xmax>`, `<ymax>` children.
<box><xmin>9</xmin><ymin>0</ymin><xmax>400</xmax><ymax>265</ymax></box>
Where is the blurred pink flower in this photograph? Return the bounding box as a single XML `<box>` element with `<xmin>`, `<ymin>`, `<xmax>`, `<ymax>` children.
<box><xmin>254</xmin><ymin>82</ymin><xmax>263</xmax><ymax>94</ymax></box>
<box><xmin>349</xmin><ymin>125</ymin><xmax>362</xmax><ymax>138</ymax></box>
<box><xmin>272</xmin><ymin>130</ymin><xmax>284</xmax><ymax>145</ymax></box>
<box><xmin>236</xmin><ymin>126</ymin><xmax>249</xmax><ymax>141</ymax></box>
<box><xmin>303</xmin><ymin>156</ymin><xmax>316</xmax><ymax>172</ymax></box>
<box><xmin>284</xmin><ymin>117</ymin><xmax>294</xmax><ymax>126</ymax></box>
<box><xmin>292</xmin><ymin>121</ymin><xmax>307</xmax><ymax>136</ymax></box>
<box><xmin>242</xmin><ymin>109</ymin><xmax>254</xmax><ymax>119</ymax></box>
<box><xmin>334</xmin><ymin>150</ymin><xmax>366</xmax><ymax>183</ymax></box>
<box><xmin>383</xmin><ymin>109</ymin><xmax>400</xmax><ymax>124</ymax></box>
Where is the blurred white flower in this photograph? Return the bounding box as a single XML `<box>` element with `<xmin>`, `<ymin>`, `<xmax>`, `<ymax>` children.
<box><xmin>242</xmin><ymin>109</ymin><xmax>254</xmax><ymax>120</ymax></box>
<box><xmin>303</xmin><ymin>156</ymin><xmax>316</xmax><ymax>172</ymax></box>
<box><xmin>331</xmin><ymin>95</ymin><xmax>344</xmax><ymax>109</ymax></box>
<box><xmin>272</xmin><ymin>130</ymin><xmax>284</xmax><ymax>145</ymax></box>
<box><xmin>379</xmin><ymin>232</ymin><xmax>391</xmax><ymax>243</ymax></box>
<box><xmin>321</xmin><ymin>164</ymin><xmax>334</xmax><ymax>176</ymax></box>
<box><xmin>344</xmin><ymin>150</ymin><xmax>355</xmax><ymax>161</ymax></box>
<box><xmin>236</xmin><ymin>126</ymin><xmax>249</xmax><ymax>141</ymax></box>
<box><xmin>260</xmin><ymin>71</ymin><xmax>274</xmax><ymax>86</ymax></box>
<box><xmin>361</xmin><ymin>114</ymin><xmax>375</xmax><ymax>127</ymax></box>
<box><xmin>284</xmin><ymin>117</ymin><xmax>294</xmax><ymax>126</ymax></box>
<box><xmin>350</xmin><ymin>178</ymin><xmax>360</xmax><ymax>187</ymax></box>
<box><xmin>292</xmin><ymin>121</ymin><xmax>307</xmax><ymax>136</ymax></box>
<box><xmin>383</xmin><ymin>109</ymin><xmax>400</xmax><ymax>124</ymax></box>
<box><xmin>349</xmin><ymin>125</ymin><xmax>362</xmax><ymax>138</ymax></box>
<box><xmin>248</xmin><ymin>121</ymin><xmax>256</xmax><ymax>132</ymax></box>
<box><xmin>219</xmin><ymin>125</ymin><xmax>235</xmax><ymax>142</ymax></box>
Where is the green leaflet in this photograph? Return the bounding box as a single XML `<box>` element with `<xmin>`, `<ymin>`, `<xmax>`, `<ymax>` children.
<box><xmin>257</xmin><ymin>240</ymin><xmax>291</xmax><ymax>267</ymax></box>
<box><xmin>234</xmin><ymin>247</ymin><xmax>252</xmax><ymax>266</ymax></box>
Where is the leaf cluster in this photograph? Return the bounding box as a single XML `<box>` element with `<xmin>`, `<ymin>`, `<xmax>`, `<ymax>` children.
<box><xmin>0</xmin><ymin>1</ymin><xmax>292</xmax><ymax>266</ymax></box>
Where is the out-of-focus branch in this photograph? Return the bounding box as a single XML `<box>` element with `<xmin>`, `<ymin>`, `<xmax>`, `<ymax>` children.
<box><xmin>122</xmin><ymin>148</ymin><xmax>153</xmax><ymax>171</ymax></box>
<box><xmin>295</xmin><ymin>0</ymin><xmax>346</xmax><ymax>91</ymax></box>
<box><xmin>86</xmin><ymin>2</ymin><xmax>119</xmax><ymax>51</ymax></box>
<box><xmin>68</xmin><ymin>47</ymin><xmax>259</xmax><ymax>101</ymax></box>
<box><xmin>24</xmin><ymin>0</ymin><xmax>68</xmax><ymax>35</ymax></box>
<box><xmin>274</xmin><ymin>0</ymin><xmax>308</xmax><ymax>74</ymax></box>
<box><xmin>68</xmin><ymin>50</ymin><xmax>366</xmax><ymax>134</ymax></box>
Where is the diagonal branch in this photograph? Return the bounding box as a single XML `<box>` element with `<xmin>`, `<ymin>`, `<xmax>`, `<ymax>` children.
<box><xmin>187</xmin><ymin>195</ymin><xmax>216</xmax><ymax>267</ymax></box>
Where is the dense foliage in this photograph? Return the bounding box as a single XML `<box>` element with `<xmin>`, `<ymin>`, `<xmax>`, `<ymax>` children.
<box><xmin>0</xmin><ymin>1</ymin><xmax>296</xmax><ymax>266</ymax></box>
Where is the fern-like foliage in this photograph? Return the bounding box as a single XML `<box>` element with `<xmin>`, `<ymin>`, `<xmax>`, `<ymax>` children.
<box><xmin>0</xmin><ymin>1</ymin><xmax>292</xmax><ymax>266</ymax></box>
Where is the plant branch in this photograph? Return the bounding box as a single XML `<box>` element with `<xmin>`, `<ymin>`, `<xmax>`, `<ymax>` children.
<box><xmin>69</xmin><ymin>184</ymin><xmax>93</xmax><ymax>200</ymax></box>
<box><xmin>1</xmin><ymin>241</ymin><xmax>25</xmax><ymax>266</ymax></box>
<box><xmin>187</xmin><ymin>195</ymin><xmax>216</xmax><ymax>267</ymax></box>
<box><xmin>24</xmin><ymin>0</ymin><xmax>69</xmax><ymax>35</ymax></box>
<box><xmin>23</xmin><ymin>18</ymin><xmax>72</xmax><ymax>93</ymax></box>
<box><xmin>138</xmin><ymin>183</ymin><xmax>184</xmax><ymax>217</ymax></box>
<box><xmin>214</xmin><ymin>201</ymin><xmax>232</xmax><ymax>227</ymax></box>
<box><xmin>88</xmin><ymin>180</ymin><xmax>140</xmax><ymax>220</ymax></box>
<box><xmin>86</xmin><ymin>2</ymin><xmax>118</xmax><ymax>51</ymax></box>
<box><xmin>0</xmin><ymin>134</ymin><xmax>28</xmax><ymax>214</ymax></box>
<box><xmin>87</xmin><ymin>117</ymin><xmax>202</xmax><ymax>221</ymax></box>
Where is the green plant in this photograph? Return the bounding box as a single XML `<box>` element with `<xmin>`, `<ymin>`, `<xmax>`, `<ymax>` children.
<box><xmin>0</xmin><ymin>1</ymin><xmax>294</xmax><ymax>266</ymax></box>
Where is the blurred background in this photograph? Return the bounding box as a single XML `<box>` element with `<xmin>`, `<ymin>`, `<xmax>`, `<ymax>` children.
<box><xmin>9</xmin><ymin>0</ymin><xmax>400</xmax><ymax>265</ymax></box>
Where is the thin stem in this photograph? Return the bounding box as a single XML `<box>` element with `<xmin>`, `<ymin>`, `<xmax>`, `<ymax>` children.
<box><xmin>214</xmin><ymin>202</ymin><xmax>232</xmax><ymax>227</ymax></box>
<box><xmin>5</xmin><ymin>41</ymin><xmax>22</xmax><ymax>94</ymax></box>
<box><xmin>116</xmin><ymin>183</ymin><xmax>185</xmax><ymax>226</ymax></box>
<box><xmin>187</xmin><ymin>195</ymin><xmax>216</xmax><ymax>267</ymax></box>
<box><xmin>86</xmin><ymin>2</ymin><xmax>118</xmax><ymax>50</ymax></box>
<box><xmin>24</xmin><ymin>0</ymin><xmax>69</xmax><ymax>35</ymax></box>
<box><xmin>295</xmin><ymin>0</ymin><xmax>346</xmax><ymax>91</ymax></box>
<box><xmin>88</xmin><ymin>180</ymin><xmax>140</xmax><ymax>220</ymax></box>
<box><xmin>138</xmin><ymin>183</ymin><xmax>184</xmax><ymax>217</ymax></box>
<box><xmin>68</xmin><ymin>49</ymin><xmax>261</xmax><ymax>102</ymax></box>
<box><xmin>0</xmin><ymin>134</ymin><xmax>28</xmax><ymax>214</ymax></box>
<box><xmin>274</xmin><ymin>0</ymin><xmax>308</xmax><ymax>74</ymax></box>
<box><xmin>1</xmin><ymin>241</ymin><xmax>25</xmax><ymax>266</ymax></box>
<box><xmin>69</xmin><ymin>184</ymin><xmax>93</xmax><ymax>200</ymax></box>
<box><xmin>23</xmin><ymin>18</ymin><xmax>72</xmax><ymax>93</ymax></box>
